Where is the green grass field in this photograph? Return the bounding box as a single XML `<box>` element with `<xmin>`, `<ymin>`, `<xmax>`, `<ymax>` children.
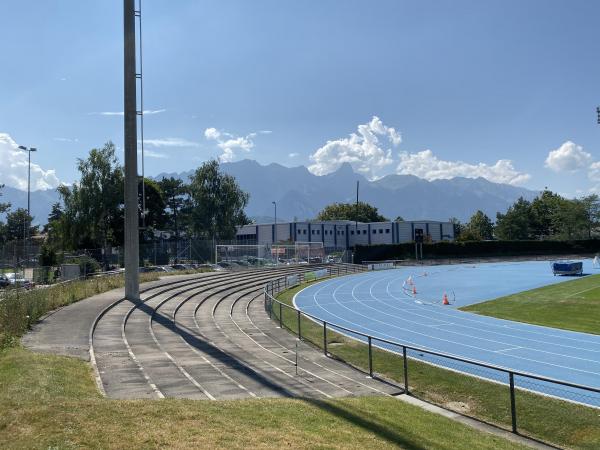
<box><xmin>461</xmin><ymin>273</ymin><xmax>600</xmax><ymax>334</ymax></box>
<box><xmin>273</xmin><ymin>281</ymin><xmax>600</xmax><ymax>450</ymax></box>
<box><xmin>0</xmin><ymin>347</ymin><xmax>525</xmax><ymax>450</ymax></box>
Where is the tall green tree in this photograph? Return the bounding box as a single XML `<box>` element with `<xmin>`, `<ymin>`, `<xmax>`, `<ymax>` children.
<box><xmin>58</xmin><ymin>142</ymin><xmax>124</xmax><ymax>249</ymax></box>
<box><xmin>316</xmin><ymin>202</ymin><xmax>388</xmax><ymax>222</ymax></box>
<box><xmin>158</xmin><ymin>177</ymin><xmax>187</xmax><ymax>240</ymax></box>
<box><xmin>0</xmin><ymin>184</ymin><xmax>10</xmax><ymax>244</ymax></box>
<box><xmin>579</xmin><ymin>194</ymin><xmax>600</xmax><ymax>238</ymax></box>
<box><xmin>188</xmin><ymin>160</ymin><xmax>250</xmax><ymax>241</ymax></box>
<box><xmin>5</xmin><ymin>208</ymin><xmax>37</xmax><ymax>241</ymax></box>
<box><xmin>139</xmin><ymin>178</ymin><xmax>167</xmax><ymax>233</ymax></box>
<box><xmin>495</xmin><ymin>197</ymin><xmax>533</xmax><ymax>240</ymax></box>
<box><xmin>530</xmin><ymin>190</ymin><xmax>563</xmax><ymax>238</ymax></box>
<box><xmin>464</xmin><ymin>210</ymin><xmax>494</xmax><ymax>240</ymax></box>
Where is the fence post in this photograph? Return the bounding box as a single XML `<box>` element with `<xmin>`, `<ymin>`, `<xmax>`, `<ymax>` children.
<box><xmin>268</xmin><ymin>292</ymin><xmax>272</xmax><ymax>319</ymax></box>
<box><xmin>323</xmin><ymin>322</ymin><xmax>328</xmax><ymax>355</ymax></box>
<box><xmin>368</xmin><ymin>336</ymin><xmax>373</xmax><ymax>377</ymax></box>
<box><xmin>403</xmin><ymin>346</ymin><xmax>409</xmax><ymax>394</ymax></box>
<box><xmin>509</xmin><ymin>372</ymin><xmax>518</xmax><ymax>434</ymax></box>
<box><xmin>297</xmin><ymin>310</ymin><xmax>302</xmax><ymax>339</ymax></box>
<box><xmin>279</xmin><ymin>302</ymin><xmax>283</xmax><ymax>328</ymax></box>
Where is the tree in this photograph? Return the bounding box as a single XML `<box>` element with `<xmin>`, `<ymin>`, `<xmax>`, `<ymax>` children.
<box><xmin>5</xmin><ymin>208</ymin><xmax>37</xmax><ymax>241</ymax></box>
<box><xmin>530</xmin><ymin>190</ymin><xmax>563</xmax><ymax>239</ymax></box>
<box><xmin>495</xmin><ymin>197</ymin><xmax>533</xmax><ymax>240</ymax></box>
<box><xmin>579</xmin><ymin>194</ymin><xmax>600</xmax><ymax>238</ymax></box>
<box><xmin>552</xmin><ymin>198</ymin><xmax>588</xmax><ymax>240</ymax></box>
<box><xmin>0</xmin><ymin>184</ymin><xmax>10</xmax><ymax>215</ymax></box>
<box><xmin>58</xmin><ymin>142</ymin><xmax>124</xmax><ymax>249</ymax></box>
<box><xmin>139</xmin><ymin>178</ymin><xmax>167</xmax><ymax>233</ymax></box>
<box><xmin>316</xmin><ymin>202</ymin><xmax>388</xmax><ymax>222</ymax></box>
<box><xmin>157</xmin><ymin>177</ymin><xmax>187</xmax><ymax>240</ymax></box>
<box><xmin>394</xmin><ymin>216</ymin><xmax>404</xmax><ymax>222</ymax></box>
<box><xmin>0</xmin><ymin>184</ymin><xmax>10</xmax><ymax>244</ymax></box>
<box><xmin>464</xmin><ymin>210</ymin><xmax>494</xmax><ymax>240</ymax></box>
<box><xmin>188</xmin><ymin>160</ymin><xmax>250</xmax><ymax>241</ymax></box>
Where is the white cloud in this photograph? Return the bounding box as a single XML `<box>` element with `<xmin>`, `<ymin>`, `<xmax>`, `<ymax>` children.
<box><xmin>308</xmin><ymin>116</ymin><xmax>399</xmax><ymax>179</ymax></box>
<box><xmin>53</xmin><ymin>137</ymin><xmax>79</xmax><ymax>143</ymax></box>
<box><xmin>89</xmin><ymin>109</ymin><xmax>166</xmax><ymax>116</ymax></box>
<box><xmin>204</xmin><ymin>127</ymin><xmax>262</xmax><ymax>162</ymax></box>
<box><xmin>396</xmin><ymin>150</ymin><xmax>531</xmax><ymax>185</ymax></box>
<box><xmin>288</xmin><ymin>152</ymin><xmax>299</xmax><ymax>158</ymax></box>
<box><xmin>589</xmin><ymin>161</ymin><xmax>600</xmax><ymax>183</ymax></box>
<box><xmin>142</xmin><ymin>137</ymin><xmax>199</xmax><ymax>148</ymax></box>
<box><xmin>545</xmin><ymin>141</ymin><xmax>592</xmax><ymax>172</ymax></box>
<box><xmin>0</xmin><ymin>133</ymin><xmax>61</xmax><ymax>190</ymax></box>
<box><xmin>142</xmin><ymin>149</ymin><xmax>168</xmax><ymax>159</ymax></box>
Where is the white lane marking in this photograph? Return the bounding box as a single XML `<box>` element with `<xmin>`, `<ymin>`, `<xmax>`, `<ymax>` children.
<box><xmin>494</xmin><ymin>346</ymin><xmax>523</xmax><ymax>353</ymax></box>
<box><xmin>306</xmin><ymin>274</ymin><xmax>600</xmax><ymax>379</ymax></box>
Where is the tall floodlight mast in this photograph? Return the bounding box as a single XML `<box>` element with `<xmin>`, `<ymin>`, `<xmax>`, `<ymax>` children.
<box><xmin>124</xmin><ymin>0</ymin><xmax>139</xmax><ymax>300</ymax></box>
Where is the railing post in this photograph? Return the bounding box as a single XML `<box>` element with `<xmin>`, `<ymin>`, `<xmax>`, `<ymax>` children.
<box><xmin>297</xmin><ymin>310</ymin><xmax>302</xmax><ymax>339</ymax></box>
<box><xmin>368</xmin><ymin>336</ymin><xmax>373</xmax><ymax>378</ymax></box>
<box><xmin>403</xmin><ymin>346</ymin><xmax>409</xmax><ymax>394</ymax></box>
<box><xmin>323</xmin><ymin>322</ymin><xmax>328</xmax><ymax>355</ymax></box>
<box><xmin>279</xmin><ymin>302</ymin><xmax>283</xmax><ymax>328</ymax></box>
<box><xmin>509</xmin><ymin>372</ymin><xmax>518</xmax><ymax>434</ymax></box>
<box><xmin>269</xmin><ymin>293</ymin><xmax>272</xmax><ymax>319</ymax></box>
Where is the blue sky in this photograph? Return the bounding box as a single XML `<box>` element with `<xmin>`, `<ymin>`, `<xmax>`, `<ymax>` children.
<box><xmin>1</xmin><ymin>0</ymin><xmax>599</xmax><ymax>196</ymax></box>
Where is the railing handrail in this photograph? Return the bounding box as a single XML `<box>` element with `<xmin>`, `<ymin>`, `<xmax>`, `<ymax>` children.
<box><xmin>264</xmin><ymin>268</ymin><xmax>600</xmax><ymax>397</ymax></box>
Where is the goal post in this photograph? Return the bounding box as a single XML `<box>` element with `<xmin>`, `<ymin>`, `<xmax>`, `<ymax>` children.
<box><xmin>215</xmin><ymin>242</ymin><xmax>325</xmax><ymax>267</ymax></box>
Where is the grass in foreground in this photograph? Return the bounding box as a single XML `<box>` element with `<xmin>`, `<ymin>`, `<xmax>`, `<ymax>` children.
<box><xmin>460</xmin><ymin>274</ymin><xmax>600</xmax><ymax>334</ymax></box>
<box><xmin>0</xmin><ymin>347</ymin><xmax>524</xmax><ymax>450</ymax></box>
<box><xmin>275</xmin><ymin>282</ymin><xmax>600</xmax><ymax>450</ymax></box>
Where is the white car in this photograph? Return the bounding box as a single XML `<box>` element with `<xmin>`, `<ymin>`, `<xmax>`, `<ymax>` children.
<box><xmin>5</xmin><ymin>273</ymin><xmax>32</xmax><ymax>289</ymax></box>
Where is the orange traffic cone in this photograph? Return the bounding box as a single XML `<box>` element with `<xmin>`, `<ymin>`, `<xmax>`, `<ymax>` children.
<box><xmin>442</xmin><ymin>293</ymin><xmax>450</xmax><ymax>305</ymax></box>
<box><xmin>412</xmin><ymin>285</ymin><xmax>417</xmax><ymax>296</ymax></box>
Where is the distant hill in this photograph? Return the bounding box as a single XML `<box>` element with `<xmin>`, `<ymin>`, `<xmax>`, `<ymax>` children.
<box><xmin>1</xmin><ymin>185</ymin><xmax>60</xmax><ymax>225</ymax></box>
<box><xmin>156</xmin><ymin>159</ymin><xmax>538</xmax><ymax>223</ymax></box>
<box><xmin>3</xmin><ymin>159</ymin><xmax>537</xmax><ymax>226</ymax></box>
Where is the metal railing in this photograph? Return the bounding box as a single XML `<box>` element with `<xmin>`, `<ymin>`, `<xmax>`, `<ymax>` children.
<box><xmin>263</xmin><ymin>265</ymin><xmax>600</xmax><ymax>441</ymax></box>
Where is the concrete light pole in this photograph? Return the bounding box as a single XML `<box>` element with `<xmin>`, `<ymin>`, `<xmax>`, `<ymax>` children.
<box><xmin>124</xmin><ymin>0</ymin><xmax>139</xmax><ymax>300</ymax></box>
<box><xmin>17</xmin><ymin>145</ymin><xmax>36</xmax><ymax>260</ymax></box>
<box><xmin>272</xmin><ymin>201</ymin><xmax>277</xmax><ymax>265</ymax></box>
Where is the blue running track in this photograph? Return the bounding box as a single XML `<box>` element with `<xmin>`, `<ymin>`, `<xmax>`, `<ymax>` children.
<box><xmin>294</xmin><ymin>260</ymin><xmax>600</xmax><ymax>407</ymax></box>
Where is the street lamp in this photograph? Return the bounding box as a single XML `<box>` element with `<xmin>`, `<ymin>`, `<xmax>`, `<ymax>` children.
<box><xmin>17</xmin><ymin>146</ymin><xmax>37</xmax><ymax>253</ymax></box>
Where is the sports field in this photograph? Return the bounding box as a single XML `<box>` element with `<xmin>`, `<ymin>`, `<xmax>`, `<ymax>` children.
<box><xmin>293</xmin><ymin>259</ymin><xmax>600</xmax><ymax>407</ymax></box>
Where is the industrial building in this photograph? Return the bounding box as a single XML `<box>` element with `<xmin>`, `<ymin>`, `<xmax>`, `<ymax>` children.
<box><xmin>236</xmin><ymin>220</ymin><xmax>455</xmax><ymax>251</ymax></box>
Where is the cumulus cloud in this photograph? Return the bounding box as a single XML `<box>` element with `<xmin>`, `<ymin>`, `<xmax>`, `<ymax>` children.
<box><xmin>545</xmin><ymin>141</ymin><xmax>592</xmax><ymax>172</ymax></box>
<box><xmin>308</xmin><ymin>116</ymin><xmax>399</xmax><ymax>179</ymax></box>
<box><xmin>396</xmin><ymin>150</ymin><xmax>531</xmax><ymax>185</ymax></box>
<box><xmin>0</xmin><ymin>133</ymin><xmax>61</xmax><ymax>190</ymax></box>
<box><xmin>204</xmin><ymin>127</ymin><xmax>269</xmax><ymax>162</ymax></box>
<box><xmin>589</xmin><ymin>161</ymin><xmax>600</xmax><ymax>182</ymax></box>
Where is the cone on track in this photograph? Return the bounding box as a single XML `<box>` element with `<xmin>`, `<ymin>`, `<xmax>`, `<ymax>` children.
<box><xmin>412</xmin><ymin>285</ymin><xmax>417</xmax><ymax>295</ymax></box>
<box><xmin>442</xmin><ymin>292</ymin><xmax>450</xmax><ymax>305</ymax></box>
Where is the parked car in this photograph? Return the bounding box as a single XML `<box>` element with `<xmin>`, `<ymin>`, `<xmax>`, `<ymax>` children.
<box><xmin>0</xmin><ymin>274</ymin><xmax>10</xmax><ymax>288</ymax></box>
<box><xmin>5</xmin><ymin>273</ymin><xmax>32</xmax><ymax>289</ymax></box>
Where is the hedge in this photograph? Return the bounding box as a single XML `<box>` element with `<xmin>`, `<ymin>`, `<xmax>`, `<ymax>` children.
<box><xmin>354</xmin><ymin>239</ymin><xmax>600</xmax><ymax>263</ymax></box>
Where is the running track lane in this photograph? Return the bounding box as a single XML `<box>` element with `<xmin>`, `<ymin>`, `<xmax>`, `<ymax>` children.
<box><xmin>293</xmin><ymin>262</ymin><xmax>600</xmax><ymax>407</ymax></box>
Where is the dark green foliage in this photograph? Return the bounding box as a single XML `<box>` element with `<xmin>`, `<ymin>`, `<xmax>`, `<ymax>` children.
<box><xmin>354</xmin><ymin>239</ymin><xmax>600</xmax><ymax>263</ymax></box>
<box><xmin>317</xmin><ymin>201</ymin><xmax>388</xmax><ymax>222</ymax></box>
<box><xmin>188</xmin><ymin>159</ymin><xmax>250</xmax><ymax>240</ymax></box>
<box><xmin>5</xmin><ymin>208</ymin><xmax>37</xmax><ymax>241</ymax></box>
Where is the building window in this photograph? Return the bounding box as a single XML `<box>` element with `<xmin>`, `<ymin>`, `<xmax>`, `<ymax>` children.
<box><xmin>372</xmin><ymin>229</ymin><xmax>376</xmax><ymax>234</ymax></box>
<box><xmin>363</xmin><ymin>230</ymin><xmax>367</xmax><ymax>234</ymax></box>
<box><xmin>379</xmin><ymin>229</ymin><xmax>383</xmax><ymax>234</ymax></box>
<box><xmin>351</xmin><ymin>230</ymin><xmax>354</xmax><ymax>235</ymax></box>
<box><xmin>386</xmin><ymin>228</ymin><xmax>390</xmax><ymax>233</ymax></box>
<box><xmin>303</xmin><ymin>229</ymin><xmax>306</xmax><ymax>234</ymax></box>
<box><xmin>311</xmin><ymin>230</ymin><xmax>315</xmax><ymax>235</ymax></box>
<box><xmin>317</xmin><ymin>230</ymin><xmax>320</xmax><ymax>235</ymax></box>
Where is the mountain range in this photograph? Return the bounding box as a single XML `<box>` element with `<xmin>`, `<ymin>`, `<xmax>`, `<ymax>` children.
<box><xmin>155</xmin><ymin>159</ymin><xmax>538</xmax><ymax>223</ymax></box>
<box><xmin>2</xmin><ymin>159</ymin><xmax>538</xmax><ymax>225</ymax></box>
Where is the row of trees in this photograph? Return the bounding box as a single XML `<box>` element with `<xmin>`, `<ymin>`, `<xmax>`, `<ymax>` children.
<box><xmin>1</xmin><ymin>142</ymin><xmax>250</xmax><ymax>253</ymax></box>
<box><xmin>0</xmin><ymin>187</ymin><xmax>38</xmax><ymax>245</ymax></box>
<box><xmin>457</xmin><ymin>191</ymin><xmax>600</xmax><ymax>241</ymax></box>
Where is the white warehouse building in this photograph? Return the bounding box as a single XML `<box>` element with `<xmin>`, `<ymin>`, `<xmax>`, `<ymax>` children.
<box><xmin>236</xmin><ymin>220</ymin><xmax>455</xmax><ymax>251</ymax></box>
